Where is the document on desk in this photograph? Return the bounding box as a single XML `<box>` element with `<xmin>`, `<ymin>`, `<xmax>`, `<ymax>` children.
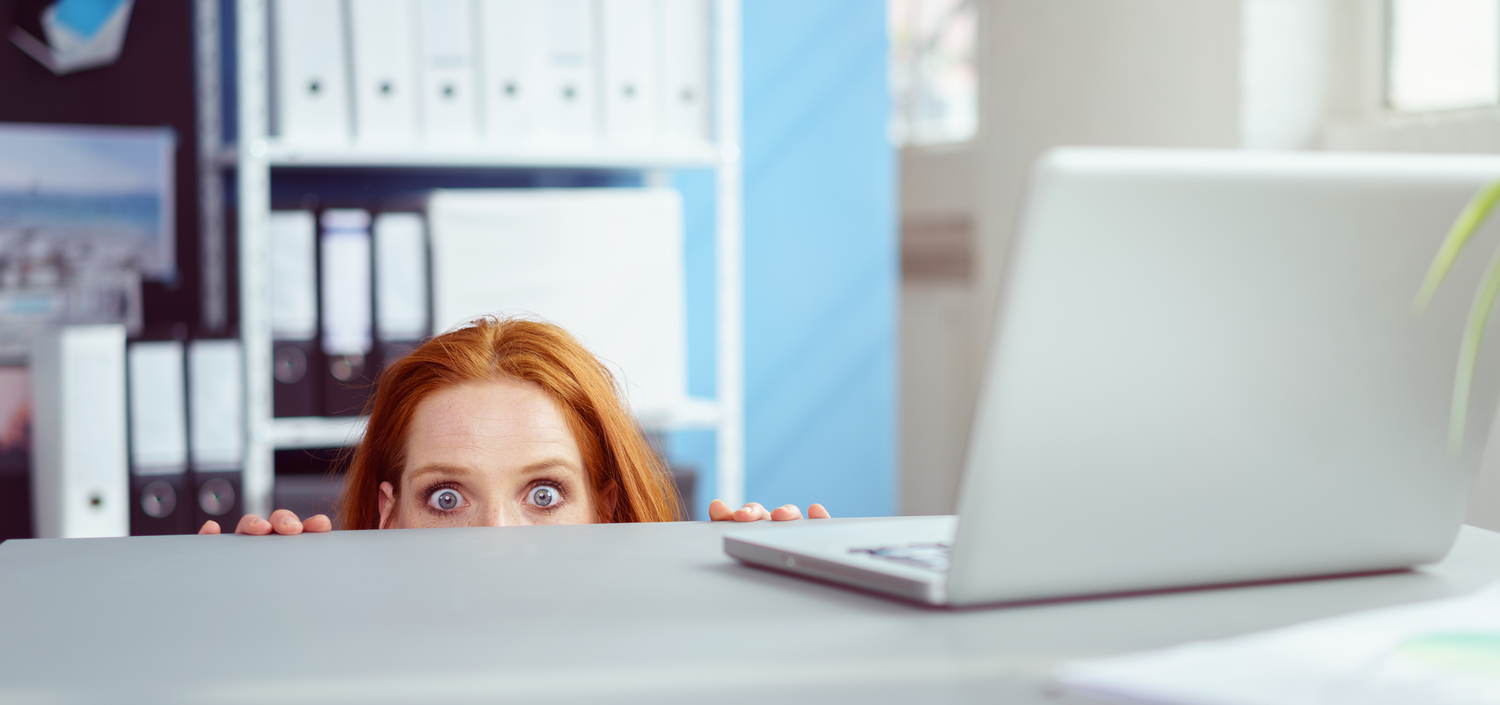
<box><xmin>1054</xmin><ymin>583</ymin><xmax>1500</xmax><ymax>705</ymax></box>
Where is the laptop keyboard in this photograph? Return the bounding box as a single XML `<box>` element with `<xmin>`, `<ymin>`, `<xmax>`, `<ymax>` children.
<box><xmin>850</xmin><ymin>542</ymin><xmax>953</xmax><ymax>572</ymax></box>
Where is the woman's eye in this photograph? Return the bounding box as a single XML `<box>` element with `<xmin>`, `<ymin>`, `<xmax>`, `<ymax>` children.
<box><xmin>428</xmin><ymin>488</ymin><xmax>464</xmax><ymax>512</ymax></box>
<box><xmin>527</xmin><ymin>485</ymin><xmax>559</xmax><ymax>508</ymax></box>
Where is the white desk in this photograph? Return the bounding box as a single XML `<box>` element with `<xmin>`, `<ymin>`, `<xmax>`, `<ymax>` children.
<box><xmin>2</xmin><ymin>518</ymin><xmax>1498</xmax><ymax>703</ymax></box>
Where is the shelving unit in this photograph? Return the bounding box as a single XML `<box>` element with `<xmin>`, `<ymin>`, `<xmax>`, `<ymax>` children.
<box><xmin>217</xmin><ymin>0</ymin><xmax>744</xmax><ymax>517</ymax></box>
<box><xmin>230</xmin><ymin>140</ymin><xmax>721</xmax><ymax>170</ymax></box>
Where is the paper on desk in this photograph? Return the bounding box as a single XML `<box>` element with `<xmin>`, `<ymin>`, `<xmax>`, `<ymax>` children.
<box><xmin>1054</xmin><ymin>583</ymin><xmax>1500</xmax><ymax>705</ymax></box>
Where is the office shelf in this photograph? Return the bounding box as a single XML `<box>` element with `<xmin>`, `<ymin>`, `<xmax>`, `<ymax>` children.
<box><xmin>635</xmin><ymin>398</ymin><xmax>723</xmax><ymax>432</ymax></box>
<box><xmin>271</xmin><ymin>398</ymin><xmax>720</xmax><ymax>451</ymax></box>
<box><xmin>270</xmin><ymin>416</ymin><xmax>369</xmax><ymax>449</ymax></box>
<box><xmin>221</xmin><ymin>140</ymin><xmax>722</xmax><ymax>170</ymax></box>
<box><xmin>217</xmin><ymin>0</ymin><xmax>746</xmax><ymax>517</ymax></box>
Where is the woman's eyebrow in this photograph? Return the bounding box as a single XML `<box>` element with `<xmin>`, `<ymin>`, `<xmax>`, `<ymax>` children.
<box><xmin>405</xmin><ymin>463</ymin><xmax>473</xmax><ymax>482</ymax></box>
<box><xmin>406</xmin><ymin>459</ymin><xmax>581</xmax><ymax>481</ymax></box>
<box><xmin>517</xmin><ymin>458</ymin><xmax>583</xmax><ymax>476</ymax></box>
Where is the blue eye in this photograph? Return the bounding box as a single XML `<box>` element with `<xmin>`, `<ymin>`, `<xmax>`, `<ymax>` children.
<box><xmin>528</xmin><ymin>485</ymin><xmax>558</xmax><ymax>508</ymax></box>
<box><xmin>428</xmin><ymin>488</ymin><xmax>463</xmax><ymax>512</ymax></box>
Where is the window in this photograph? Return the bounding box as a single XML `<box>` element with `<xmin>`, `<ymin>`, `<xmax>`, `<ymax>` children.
<box><xmin>888</xmin><ymin>0</ymin><xmax>978</xmax><ymax>147</ymax></box>
<box><xmin>1388</xmin><ymin>0</ymin><xmax>1499</xmax><ymax>112</ymax></box>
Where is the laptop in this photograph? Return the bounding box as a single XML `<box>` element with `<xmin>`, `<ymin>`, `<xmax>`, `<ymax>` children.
<box><xmin>726</xmin><ymin>147</ymin><xmax>1500</xmax><ymax>607</ymax></box>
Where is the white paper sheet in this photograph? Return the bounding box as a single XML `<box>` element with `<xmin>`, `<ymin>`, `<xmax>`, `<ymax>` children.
<box><xmin>427</xmin><ymin>188</ymin><xmax>687</xmax><ymax>418</ymax></box>
<box><xmin>1054</xmin><ymin>583</ymin><xmax>1500</xmax><ymax>705</ymax></box>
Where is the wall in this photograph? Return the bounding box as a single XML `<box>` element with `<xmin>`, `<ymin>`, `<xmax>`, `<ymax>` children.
<box><xmin>673</xmin><ymin>0</ymin><xmax>898</xmax><ymax>518</ymax></box>
<box><xmin>900</xmin><ymin>0</ymin><xmax>1245</xmax><ymax>514</ymax></box>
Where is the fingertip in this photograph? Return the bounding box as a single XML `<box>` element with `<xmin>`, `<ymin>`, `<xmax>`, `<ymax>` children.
<box><xmin>305</xmin><ymin>514</ymin><xmax>333</xmax><ymax>532</ymax></box>
<box><xmin>235</xmin><ymin>514</ymin><xmax>262</xmax><ymax>535</ymax></box>
<box><xmin>809</xmin><ymin>503</ymin><xmax>831</xmax><ymax>519</ymax></box>
<box><xmin>198</xmin><ymin>520</ymin><xmax>221</xmax><ymax>535</ymax></box>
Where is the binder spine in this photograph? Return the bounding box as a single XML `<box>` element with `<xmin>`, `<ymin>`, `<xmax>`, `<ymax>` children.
<box><xmin>31</xmin><ymin>325</ymin><xmax>130</xmax><ymax>539</ymax></box>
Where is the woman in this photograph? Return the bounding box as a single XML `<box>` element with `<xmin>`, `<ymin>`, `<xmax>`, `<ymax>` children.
<box><xmin>201</xmin><ymin>317</ymin><xmax>828</xmax><ymax>535</ymax></box>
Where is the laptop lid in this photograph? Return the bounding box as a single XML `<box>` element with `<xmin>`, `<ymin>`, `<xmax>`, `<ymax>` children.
<box><xmin>947</xmin><ymin>148</ymin><xmax>1500</xmax><ymax>606</ymax></box>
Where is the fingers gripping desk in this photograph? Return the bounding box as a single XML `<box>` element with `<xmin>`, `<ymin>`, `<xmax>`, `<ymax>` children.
<box><xmin>2</xmin><ymin>519</ymin><xmax>1499</xmax><ymax>704</ymax></box>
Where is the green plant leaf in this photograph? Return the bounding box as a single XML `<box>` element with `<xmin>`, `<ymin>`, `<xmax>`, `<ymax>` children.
<box><xmin>1417</xmin><ymin>179</ymin><xmax>1500</xmax><ymax>312</ymax></box>
<box><xmin>1451</xmin><ymin>243</ymin><xmax>1500</xmax><ymax>450</ymax></box>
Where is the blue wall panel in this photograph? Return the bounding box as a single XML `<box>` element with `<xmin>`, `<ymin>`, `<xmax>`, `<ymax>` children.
<box><xmin>672</xmin><ymin>0</ymin><xmax>897</xmax><ymax>519</ymax></box>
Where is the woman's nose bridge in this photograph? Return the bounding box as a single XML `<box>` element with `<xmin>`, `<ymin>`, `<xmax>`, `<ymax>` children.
<box><xmin>473</xmin><ymin>503</ymin><xmax>518</xmax><ymax>527</ymax></box>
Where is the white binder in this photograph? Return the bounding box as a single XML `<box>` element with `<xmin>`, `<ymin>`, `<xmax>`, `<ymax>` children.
<box><xmin>269</xmin><ymin>0</ymin><xmax>351</xmax><ymax>143</ymax></box>
<box><xmin>416</xmin><ymin>0</ymin><xmax>481</xmax><ymax>143</ymax></box>
<box><xmin>427</xmin><ymin>189</ymin><xmax>687</xmax><ymax>418</ymax></box>
<box><xmin>269</xmin><ymin>211</ymin><xmax>318</xmax><ymax>342</ymax></box>
<box><xmin>348</xmin><ymin>0</ymin><xmax>419</xmax><ymax>144</ymax></box>
<box><xmin>599</xmin><ymin>0</ymin><xmax>660</xmax><ymax>146</ymax></box>
<box><xmin>127</xmin><ymin>341</ymin><xmax>188</xmax><ymax>475</ymax></box>
<box><xmin>320</xmin><ymin>209</ymin><xmax>374</xmax><ymax>356</ymax></box>
<box><xmin>30</xmin><ymin>325</ymin><xmax>129</xmax><ymax>539</ymax></box>
<box><xmin>658</xmin><ymin>0</ymin><xmax>711</xmax><ymax>147</ymax></box>
<box><xmin>187</xmin><ymin>340</ymin><xmax>244</xmax><ymax>472</ymax></box>
<box><xmin>538</xmin><ymin>0</ymin><xmax>599</xmax><ymax>146</ymax></box>
<box><xmin>373</xmin><ymin>213</ymin><xmax>430</xmax><ymax>342</ymax></box>
<box><xmin>477</xmin><ymin>0</ymin><xmax>545</xmax><ymax>145</ymax></box>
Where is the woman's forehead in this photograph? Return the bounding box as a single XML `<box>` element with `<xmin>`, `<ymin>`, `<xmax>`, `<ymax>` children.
<box><xmin>404</xmin><ymin>378</ymin><xmax>583</xmax><ymax>471</ymax></box>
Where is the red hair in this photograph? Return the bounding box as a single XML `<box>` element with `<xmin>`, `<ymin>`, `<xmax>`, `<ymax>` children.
<box><xmin>339</xmin><ymin>317</ymin><xmax>684</xmax><ymax>528</ymax></box>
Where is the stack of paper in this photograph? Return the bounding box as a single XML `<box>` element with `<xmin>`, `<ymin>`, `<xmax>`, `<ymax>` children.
<box><xmin>426</xmin><ymin>188</ymin><xmax>687</xmax><ymax>420</ymax></box>
<box><xmin>1054</xmin><ymin>584</ymin><xmax>1500</xmax><ymax>705</ymax></box>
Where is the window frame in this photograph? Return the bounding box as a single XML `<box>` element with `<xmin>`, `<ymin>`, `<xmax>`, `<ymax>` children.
<box><xmin>1322</xmin><ymin>0</ymin><xmax>1500</xmax><ymax>153</ymax></box>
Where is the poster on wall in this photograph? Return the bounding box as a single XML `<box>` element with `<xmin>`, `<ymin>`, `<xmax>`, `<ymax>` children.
<box><xmin>0</xmin><ymin>122</ymin><xmax>175</xmax><ymax>360</ymax></box>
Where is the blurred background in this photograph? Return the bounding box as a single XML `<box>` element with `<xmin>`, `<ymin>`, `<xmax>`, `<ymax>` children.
<box><xmin>1</xmin><ymin>0</ymin><xmax>1497</xmax><ymax>540</ymax></box>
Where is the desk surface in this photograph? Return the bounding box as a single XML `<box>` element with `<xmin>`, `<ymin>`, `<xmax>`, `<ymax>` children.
<box><xmin>2</xmin><ymin>518</ymin><xmax>1498</xmax><ymax>704</ymax></box>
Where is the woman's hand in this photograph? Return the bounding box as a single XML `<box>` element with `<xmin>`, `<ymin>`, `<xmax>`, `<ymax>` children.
<box><xmin>198</xmin><ymin>509</ymin><xmax>333</xmax><ymax>535</ymax></box>
<box><xmin>708</xmin><ymin>500</ymin><xmax>831</xmax><ymax>522</ymax></box>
